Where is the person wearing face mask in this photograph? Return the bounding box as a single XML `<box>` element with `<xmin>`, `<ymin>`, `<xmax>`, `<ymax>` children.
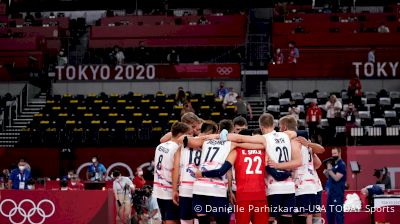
<box><xmin>133</xmin><ymin>167</ymin><xmax>146</xmax><ymax>189</ymax></box>
<box><xmin>86</xmin><ymin>156</ymin><xmax>107</xmax><ymax>181</ymax></box>
<box><xmin>8</xmin><ymin>161</ymin><xmax>32</xmax><ymax>190</ymax></box>
<box><xmin>323</xmin><ymin>148</ymin><xmax>346</xmax><ymax>224</ymax></box>
<box><xmin>68</xmin><ymin>174</ymin><xmax>84</xmax><ymax>190</ymax></box>
<box><xmin>112</xmin><ymin>170</ymin><xmax>136</xmax><ymax>224</ymax></box>
<box><xmin>344</xmin><ymin>102</ymin><xmax>358</xmax><ymax>146</ymax></box>
<box><xmin>216</xmin><ymin>81</ymin><xmax>229</xmax><ymax>100</ymax></box>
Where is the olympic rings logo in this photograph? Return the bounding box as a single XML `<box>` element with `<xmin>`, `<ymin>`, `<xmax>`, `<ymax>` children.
<box><xmin>0</xmin><ymin>199</ymin><xmax>55</xmax><ymax>224</ymax></box>
<box><xmin>216</xmin><ymin>67</ymin><xmax>233</xmax><ymax>75</ymax></box>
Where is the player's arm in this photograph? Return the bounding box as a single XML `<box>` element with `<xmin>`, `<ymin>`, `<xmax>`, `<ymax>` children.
<box><xmin>196</xmin><ymin>150</ymin><xmax>237</xmax><ymax>178</ymax></box>
<box><xmin>227</xmin><ymin>169</ymin><xmax>236</xmax><ymax>205</ymax></box>
<box><xmin>178</xmin><ymin>134</ymin><xmax>219</xmax><ymax>149</ymax></box>
<box><xmin>326</xmin><ymin>162</ymin><xmax>345</xmax><ymax>182</ymax></box>
<box><xmin>172</xmin><ymin>147</ymin><xmax>181</xmax><ymax>205</ymax></box>
<box><xmin>269</xmin><ymin>139</ymin><xmax>302</xmax><ymax>170</ymax></box>
<box><xmin>227</xmin><ymin>133</ymin><xmax>266</xmax><ymax>145</ymax></box>
<box><xmin>296</xmin><ymin>136</ymin><xmax>325</xmax><ymax>154</ymax></box>
<box><xmin>313</xmin><ymin>153</ymin><xmax>322</xmax><ymax>169</ymax></box>
<box><xmin>160</xmin><ymin>132</ymin><xmax>172</xmax><ymax>143</ymax></box>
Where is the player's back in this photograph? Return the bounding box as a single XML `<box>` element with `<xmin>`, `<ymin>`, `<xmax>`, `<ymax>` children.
<box><xmin>235</xmin><ymin>148</ymin><xmax>266</xmax><ymax>201</ymax></box>
<box><xmin>193</xmin><ymin>139</ymin><xmax>231</xmax><ymax>197</ymax></box>
<box><xmin>179</xmin><ymin>146</ymin><xmax>201</xmax><ymax>197</ymax></box>
<box><xmin>153</xmin><ymin>141</ymin><xmax>180</xmax><ymax>200</ymax></box>
<box><xmin>264</xmin><ymin>131</ymin><xmax>295</xmax><ymax>195</ymax></box>
<box><xmin>294</xmin><ymin>145</ymin><xmax>317</xmax><ymax>195</ymax></box>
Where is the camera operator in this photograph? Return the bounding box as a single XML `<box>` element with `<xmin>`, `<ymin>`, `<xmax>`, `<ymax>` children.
<box><xmin>141</xmin><ymin>185</ymin><xmax>162</xmax><ymax>224</ymax></box>
<box><xmin>323</xmin><ymin>148</ymin><xmax>347</xmax><ymax>224</ymax></box>
<box><xmin>374</xmin><ymin>167</ymin><xmax>392</xmax><ymax>190</ymax></box>
<box><xmin>112</xmin><ymin>170</ymin><xmax>136</xmax><ymax>224</ymax></box>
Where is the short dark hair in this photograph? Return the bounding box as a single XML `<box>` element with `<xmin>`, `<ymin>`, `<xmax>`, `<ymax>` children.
<box><xmin>112</xmin><ymin>169</ymin><xmax>121</xmax><ymax>178</ymax></box>
<box><xmin>252</xmin><ymin>128</ymin><xmax>263</xmax><ymax>135</ymax></box>
<box><xmin>233</xmin><ymin>116</ymin><xmax>248</xmax><ymax>127</ymax></box>
<box><xmin>332</xmin><ymin>147</ymin><xmax>341</xmax><ymax>153</ymax></box>
<box><xmin>60</xmin><ymin>180</ymin><xmax>68</xmax><ymax>188</ymax></box>
<box><xmin>238</xmin><ymin>129</ymin><xmax>252</xmax><ymax>136</ymax></box>
<box><xmin>171</xmin><ymin>122</ymin><xmax>191</xmax><ymax>137</ymax></box>
<box><xmin>219</xmin><ymin>119</ymin><xmax>234</xmax><ymax>133</ymax></box>
<box><xmin>201</xmin><ymin>120</ymin><xmax>218</xmax><ymax>134</ymax></box>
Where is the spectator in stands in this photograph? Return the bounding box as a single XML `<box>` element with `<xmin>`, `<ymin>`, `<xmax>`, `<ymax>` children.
<box><xmin>288</xmin><ymin>41</ymin><xmax>299</xmax><ymax>64</ymax></box>
<box><xmin>60</xmin><ymin>179</ymin><xmax>69</xmax><ymax>191</ymax></box>
<box><xmin>375</xmin><ymin>167</ymin><xmax>392</xmax><ymax>190</ymax></box>
<box><xmin>57</xmin><ymin>48</ymin><xmax>68</xmax><ymax>66</ymax></box>
<box><xmin>181</xmin><ymin>102</ymin><xmax>195</xmax><ymax>117</ymax></box>
<box><xmin>288</xmin><ymin>99</ymin><xmax>300</xmax><ymax>120</ymax></box>
<box><xmin>175</xmin><ymin>88</ymin><xmax>187</xmax><ymax>106</ymax></box>
<box><xmin>86</xmin><ymin>155</ymin><xmax>107</xmax><ymax>181</ymax></box>
<box><xmin>348</xmin><ymin>76</ymin><xmax>362</xmax><ymax>108</ymax></box>
<box><xmin>306</xmin><ymin>102</ymin><xmax>322</xmax><ymax>143</ymax></box>
<box><xmin>18</xmin><ymin>157</ymin><xmax>31</xmax><ymax>171</ymax></box>
<box><xmin>233</xmin><ymin>116</ymin><xmax>248</xmax><ymax>134</ymax></box>
<box><xmin>293</xmin><ymin>25</ymin><xmax>305</xmax><ymax>34</ymax></box>
<box><xmin>367</xmin><ymin>47</ymin><xmax>375</xmax><ymax>63</ymax></box>
<box><xmin>166</xmin><ymin>49</ymin><xmax>180</xmax><ymax>65</ymax></box>
<box><xmin>235</xmin><ymin>96</ymin><xmax>253</xmax><ymax>120</ymax></box>
<box><xmin>137</xmin><ymin>41</ymin><xmax>149</xmax><ymax>65</ymax></box>
<box><xmin>133</xmin><ymin>167</ymin><xmax>146</xmax><ymax>189</ymax></box>
<box><xmin>198</xmin><ymin>15</ymin><xmax>209</xmax><ymax>25</ymax></box>
<box><xmin>69</xmin><ymin>174</ymin><xmax>84</xmax><ymax>190</ymax></box>
<box><xmin>217</xmin><ymin>81</ymin><xmax>229</xmax><ymax>99</ymax></box>
<box><xmin>344</xmin><ymin>102</ymin><xmax>358</xmax><ymax>145</ymax></box>
<box><xmin>114</xmin><ymin>45</ymin><xmax>125</xmax><ymax>65</ymax></box>
<box><xmin>325</xmin><ymin>95</ymin><xmax>342</xmax><ymax>144</ymax></box>
<box><xmin>273</xmin><ymin>48</ymin><xmax>284</xmax><ymax>64</ymax></box>
<box><xmin>1</xmin><ymin>169</ymin><xmax>10</xmax><ymax>189</ymax></box>
<box><xmin>8</xmin><ymin>159</ymin><xmax>32</xmax><ymax>190</ymax></box>
<box><xmin>223</xmin><ymin>87</ymin><xmax>238</xmax><ymax>108</ymax></box>
<box><xmin>377</xmin><ymin>23</ymin><xmax>390</xmax><ymax>33</ymax></box>
<box><xmin>106</xmin><ymin>9</ymin><xmax>115</xmax><ymax>17</ymax></box>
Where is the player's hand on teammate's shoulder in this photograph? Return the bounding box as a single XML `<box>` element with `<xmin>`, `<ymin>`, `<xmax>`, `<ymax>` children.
<box><xmin>295</xmin><ymin>136</ymin><xmax>309</xmax><ymax>147</ymax></box>
<box><xmin>268</xmin><ymin>159</ymin><xmax>279</xmax><ymax>169</ymax></box>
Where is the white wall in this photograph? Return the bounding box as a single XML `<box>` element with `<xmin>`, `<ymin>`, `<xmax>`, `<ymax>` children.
<box><xmin>0</xmin><ymin>82</ymin><xmax>26</xmax><ymax>96</ymax></box>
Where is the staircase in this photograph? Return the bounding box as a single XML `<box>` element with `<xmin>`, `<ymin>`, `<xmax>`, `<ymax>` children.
<box><xmin>246</xmin><ymin>96</ymin><xmax>266</xmax><ymax>129</ymax></box>
<box><xmin>0</xmin><ymin>92</ymin><xmax>46</xmax><ymax>147</ymax></box>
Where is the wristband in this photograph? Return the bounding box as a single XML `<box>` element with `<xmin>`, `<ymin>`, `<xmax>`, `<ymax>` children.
<box><xmin>220</xmin><ymin>129</ymin><xmax>228</xmax><ymax>141</ymax></box>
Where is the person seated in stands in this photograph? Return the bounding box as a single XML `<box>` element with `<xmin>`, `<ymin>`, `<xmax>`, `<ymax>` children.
<box><xmin>223</xmin><ymin>87</ymin><xmax>238</xmax><ymax>108</ymax></box>
<box><xmin>68</xmin><ymin>174</ymin><xmax>84</xmax><ymax>190</ymax></box>
<box><xmin>288</xmin><ymin>99</ymin><xmax>300</xmax><ymax>120</ymax></box>
<box><xmin>49</xmin><ymin>12</ymin><xmax>56</xmax><ymax>19</ymax></box>
<box><xmin>136</xmin><ymin>41</ymin><xmax>149</xmax><ymax>65</ymax></box>
<box><xmin>86</xmin><ymin>156</ymin><xmax>107</xmax><ymax>181</ymax></box>
<box><xmin>344</xmin><ymin>102</ymin><xmax>358</xmax><ymax>145</ymax></box>
<box><xmin>113</xmin><ymin>45</ymin><xmax>125</xmax><ymax>65</ymax></box>
<box><xmin>288</xmin><ymin>41</ymin><xmax>299</xmax><ymax>64</ymax></box>
<box><xmin>293</xmin><ymin>25</ymin><xmax>305</xmax><ymax>33</ymax></box>
<box><xmin>217</xmin><ymin>81</ymin><xmax>229</xmax><ymax>99</ymax></box>
<box><xmin>8</xmin><ymin>159</ymin><xmax>32</xmax><ymax>190</ymax></box>
<box><xmin>57</xmin><ymin>48</ymin><xmax>68</xmax><ymax>66</ymax></box>
<box><xmin>377</xmin><ymin>23</ymin><xmax>390</xmax><ymax>33</ymax></box>
<box><xmin>106</xmin><ymin>9</ymin><xmax>115</xmax><ymax>17</ymax></box>
<box><xmin>166</xmin><ymin>49</ymin><xmax>180</xmax><ymax>65</ymax></box>
<box><xmin>175</xmin><ymin>87</ymin><xmax>187</xmax><ymax>106</ymax></box>
<box><xmin>273</xmin><ymin>48</ymin><xmax>284</xmax><ymax>64</ymax></box>
<box><xmin>198</xmin><ymin>15</ymin><xmax>209</xmax><ymax>25</ymax></box>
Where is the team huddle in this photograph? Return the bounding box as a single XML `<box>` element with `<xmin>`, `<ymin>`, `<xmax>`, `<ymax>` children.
<box><xmin>153</xmin><ymin>112</ymin><xmax>325</xmax><ymax>224</ymax></box>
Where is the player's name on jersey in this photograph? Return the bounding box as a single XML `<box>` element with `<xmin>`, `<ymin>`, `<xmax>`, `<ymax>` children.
<box><xmin>241</xmin><ymin>150</ymin><xmax>262</xmax><ymax>155</ymax></box>
<box><xmin>206</xmin><ymin>139</ymin><xmax>227</xmax><ymax>146</ymax></box>
<box><xmin>157</xmin><ymin>146</ymin><xmax>170</xmax><ymax>153</ymax></box>
<box><xmin>274</xmin><ymin>137</ymin><xmax>286</xmax><ymax>144</ymax></box>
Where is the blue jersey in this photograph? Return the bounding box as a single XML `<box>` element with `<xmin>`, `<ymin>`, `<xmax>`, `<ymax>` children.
<box><xmin>326</xmin><ymin>159</ymin><xmax>346</xmax><ymax>198</ymax></box>
<box><xmin>9</xmin><ymin>169</ymin><xmax>31</xmax><ymax>190</ymax></box>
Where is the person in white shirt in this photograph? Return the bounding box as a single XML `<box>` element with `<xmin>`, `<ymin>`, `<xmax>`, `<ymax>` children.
<box><xmin>368</xmin><ymin>47</ymin><xmax>375</xmax><ymax>63</ymax></box>
<box><xmin>142</xmin><ymin>185</ymin><xmax>162</xmax><ymax>224</ymax></box>
<box><xmin>114</xmin><ymin>46</ymin><xmax>125</xmax><ymax>65</ymax></box>
<box><xmin>377</xmin><ymin>23</ymin><xmax>390</xmax><ymax>33</ymax></box>
<box><xmin>112</xmin><ymin>170</ymin><xmax>136</xmax><ymax>224</ymax></box>
<box><xmin>223</xmin><ymin>88</ymin><xmax>238</xmax><ymax>108</ymax></box>
<box><xmin>325</xmin><ymin>95</ymin><xmax>342</xmax><ymax>144</ymax></box>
